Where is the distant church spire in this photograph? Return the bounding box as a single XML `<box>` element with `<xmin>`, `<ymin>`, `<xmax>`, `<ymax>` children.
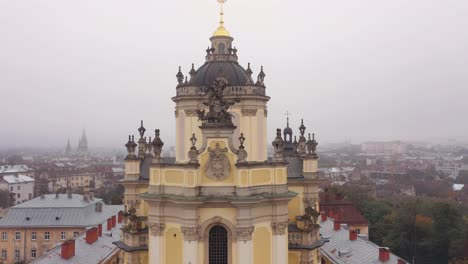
<box><xmin>77</xmin><ymin>129</ymin><xmax>88</xmax><ymax>155</ymax></box>
<box><xmin>65</xmin><ymin>139</ymin><xmax>72</xmax><ymax>155</ymax></box>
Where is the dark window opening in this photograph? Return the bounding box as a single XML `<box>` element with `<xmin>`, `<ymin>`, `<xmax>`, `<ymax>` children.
<box><xmin>209</xmin><ymin>225</ymin><xmax>228</xmax><ymax>264</ymax></box>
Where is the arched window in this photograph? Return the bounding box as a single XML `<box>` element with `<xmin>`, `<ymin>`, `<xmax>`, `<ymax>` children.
<box><xmin>209</xmin><ymin>225</ymin><xmax>228</xmax><ymax>264</ymax></box>
<box><xmin>218</xmin><ymin>43</ymin><xmax>226</xmax><ymax>54</ymax></box>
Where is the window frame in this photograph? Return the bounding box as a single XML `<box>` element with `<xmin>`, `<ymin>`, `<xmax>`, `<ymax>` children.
<box><xmin>15</xmin><ymin>231</ymin><xmax>20</xmax><ymax>241</ymax></box>
<box><xmin>1</xmin><ymin>249</ymin><xmax>6</xmax><ymax>260</ymax></box>
<box><xmin>44</xmin><ymin>231</ymin><xmax>50</xmax><ymax>241</ymax></box>
<box><xmin>1</xmin><ymin>232</ymin><xmax>7</xmax><ymax>241</ymax></box>
<box><xmin>31</xmin><ymin>232</ymin><xmax>37</xmax><ymax>241</ymax></box>
<box><xmin>60</xmin><ymin>232</ymin><xmax>66</xmax><ymax>240</ymax></box>
<box><xmin>14</xmin><ymin>249</ymin><xmax>20</xmax><ymax>260</ymax></box>
<box><xmin>31</xmin><ymin>249</ymin><xmax>36</xmax><ymax>259</ymax></box>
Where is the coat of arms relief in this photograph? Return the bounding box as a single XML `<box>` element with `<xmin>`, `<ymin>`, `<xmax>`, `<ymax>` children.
<box><xmin>205</xmin><ymin>143</ymin><xmax>231</xmax><ymax>181</ymax></box>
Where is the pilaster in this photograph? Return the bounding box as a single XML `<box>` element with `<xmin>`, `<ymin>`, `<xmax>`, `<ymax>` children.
<box><xmin>182</xmin><ymin>227</ymin><xmax>199</xmax><ymax>264</ymax></box>
<box><xmin>236</xmin><ymin>226</ymin><xmax>254</xmax><ymax>264</ymax></box>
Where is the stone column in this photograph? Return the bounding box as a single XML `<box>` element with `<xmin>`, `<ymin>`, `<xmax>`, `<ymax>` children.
<box><xmin>272</xmin><ymin>221</ymin><xmax>289</xmax><ymax>264</ymax></box>
<box><xmin>181</xmin><ymin>227</ymin><xmax>199</xmax><ymax>264</ymax></box>
<box><xmin>236</xmin><ymin>226</ymin><xmax>254</xmax><ymax>264</ymax></box>
<box><xmin>149</xmin><ymin>223</ymin><xmax>165</xmax><ymax>264</ymax></box>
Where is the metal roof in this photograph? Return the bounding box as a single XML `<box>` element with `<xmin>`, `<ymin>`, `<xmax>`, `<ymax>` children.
<box><xmin>31</xmin><ymin>219</ymin><xmax>123</xmax><ymax>264</ymax></box>
<box><xmin>0</xmin><ymin>194</ymin><xmax>122</xmax><ymax>228</ymax></box>
<box><xmin>320</xmin><ymin>218</ymin><xmax>407</xmax><ymax>264</ymax></box>
<box><xmin>2</xmin><ymin>174</ymin><xmax>34</xmax><ymax>184</ymax></box>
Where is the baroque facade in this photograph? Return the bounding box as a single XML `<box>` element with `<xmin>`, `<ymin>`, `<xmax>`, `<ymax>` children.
<box><xmin>117</xmin><ymin>2</ymin><xmax>325</xmax><ymax>263</ymax></box>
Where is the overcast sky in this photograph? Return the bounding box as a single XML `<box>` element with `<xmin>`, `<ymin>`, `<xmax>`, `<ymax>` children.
<box><xmin>1</xmin><ymin>0</ymin><xmax>467</xmax><ymax>149</ymax></box>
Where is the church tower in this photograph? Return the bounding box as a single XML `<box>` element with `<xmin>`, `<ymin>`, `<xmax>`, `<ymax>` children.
<box><xmin>77</xmin><ymin>129</ymin><xmax>88</xmax><ymax>155</ymax></box>
<box><xmin>117</xmin><ymin>2</ymin><xmax>325</xmax><ymax>264</ymax></box>
<box><xmin>65</xmin><ymin>139</ymin><xmax>72</xmax><ymax>155</ymax></box>
<box><xmin>172</xmin><ymin>0</ymin><xmax>269</xmax><ymax>163</ymax></box>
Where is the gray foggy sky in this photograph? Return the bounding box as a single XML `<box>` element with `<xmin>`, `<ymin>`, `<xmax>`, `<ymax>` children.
<box><xmin>1</xmin><ymin>0</ymin><xmax>467</xmax><ymax>149</ymax></box>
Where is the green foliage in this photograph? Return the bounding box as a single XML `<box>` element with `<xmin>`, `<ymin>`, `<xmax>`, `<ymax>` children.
<box><xmin>95</xmin><ymin>184</ymin><xmax>124</xmax><ymax>205</ymax></box>
<box><xmin>328</xmin><ymin>186</ymin><xmax>467</xmax><ymax>264</ymax></box>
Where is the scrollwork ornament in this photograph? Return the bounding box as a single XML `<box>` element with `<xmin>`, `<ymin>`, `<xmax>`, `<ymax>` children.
<box><xmin>181</xmin><ymin>226</ymin><xmax>199</xmax><ymax>241</ymax></box>
<box><xmin>271</xmin><ymin>221</ymin><xmax>289</xmax><ymax>235</ymax></box>
<box><xmin>149</xmin><ymin>223</ymin><xmax>165</xmax><ymax>236</ymax></box>
<box><xmin>205</xmin><ymin>143</ymin><xmax>231</xmax><ymax>181</ymax></box>
<box><xmin>236</xmin><ymin>226</ymin><xmax>254</xmax><ymax>241</ymax></box>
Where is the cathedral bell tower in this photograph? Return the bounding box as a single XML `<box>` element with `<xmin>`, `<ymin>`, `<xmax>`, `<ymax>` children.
<box><xmin>172</xmin><ymin>0</ymin><xmax>270</xmax><ymax>163</ymax></box>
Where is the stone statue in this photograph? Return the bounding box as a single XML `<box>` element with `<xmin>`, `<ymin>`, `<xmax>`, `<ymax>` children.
<box><xmin>196</xmin><ymin>78</ymin><xmax>239</xmax><ymax>125</ymax></box>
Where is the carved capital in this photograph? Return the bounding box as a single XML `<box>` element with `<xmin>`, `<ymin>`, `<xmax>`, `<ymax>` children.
<box><xmin>272</xmin><ymin>221</ymin><xmax>289</xmax><ymax>236</ymax></box>
<box><xmin>184</xmin><ymin>109</ymin><xmax>198</xmax><ymax>117</ymax></box>
<box><xmin>236</xmin><ymin>226</ymin><xmax>254</xmax><ymax>241</ymax></box>
<box><xmin>181</xmin><ymin>226</ymin><xmax>199</xmax><ymax>241</ymax></box>
<box><xmin>241</xmin><ymin>109</ymin><xmax>257</xmax><ymax>116</ymax></box>
<box><xmin>149</xmin><ymin>223</ymin><xmax>165</xmax><ymax>236</ymax></box>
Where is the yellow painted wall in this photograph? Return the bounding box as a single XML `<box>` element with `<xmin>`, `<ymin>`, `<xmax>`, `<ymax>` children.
<box><xmin>199</xmin><ymin>208</ymin><xmax>237</xmax><ymax>225</ymax></box>
<box><xmin>164</xmin><ymin>227</ymin><xmax>183</xmax><ymax>264</ymax></box>
<box><xmin>288</xmin><ymin>186</ymin><xmax>305</xmax><ymax>222</ymax></box>
<box><xmin>288</xmin><ymin>252</ymin><xmax>300</xmax><ymax>264</ymax></box>
<box><xmin>251</xmin><ymin>169</ymin><xmax>272</xmax><ymax>185</ymax></box>
<box><xmin>253</xmin><ymin>225</ymin><xmax>272</xmax><ymax>264</ymax></box>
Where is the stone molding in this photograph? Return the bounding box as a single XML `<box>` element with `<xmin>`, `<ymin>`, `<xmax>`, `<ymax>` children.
<box><xmin>271</xmin><ymin>221</ymin><xmax>288</xmax><ymax>236</ymax></box>
<box><xmin>181</xmin><ymin>226</ymin><xmax>199</xmax><ymax>241</ymax></box>
<box><xmin>236</xmin><ymin>226</ymin><xmax>254</xmax><ymax>241</ymax></box>
<box><xmin>241</xmin><ymin>109</ymin><xmax>257</xmax><ymax>116</ymax></box>
<box><xmin>149</xmin><ymin>223</ymin><xmax>165</xmax><ymax>236</ymax></box>
<box><xmin>184</xmin><ymin>109</ymin><xmax>199</xmax><ymax>117</ymax></box>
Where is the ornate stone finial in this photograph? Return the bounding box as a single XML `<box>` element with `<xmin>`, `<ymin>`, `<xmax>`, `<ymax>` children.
<box><xmin>188</xmin><ymin>133</ymin><xmax>199</xmax><ymax>164</ymax></box>
<box><xmin>189</xmin><ymin>63</ymin><xmax>197</xmax><ymax>79</ymax></box>
<box><xmin>293</xmin><ymin>136</ymin><xmax>299</xmax><ymax>154</ymax></box>
<box><xmin>298</xmin><ymin>119</ymin><xmax>307</xmax><ymax>156</ymax></box>
<box><xmin>138</xmin><ymin>120</ymin><xmax>146</xmax><ymax>138</ymax></box>
<box><xmin>196</xmin><ymin>78</ymin><xmax>240</xmax><ymax>125</ymax></box>
<box><xmin>206</xmin><ymin>46</ymin><xmax>212</xmax><ymax>55</ymax></box>
<box><xmin>125</xmin><ymin>135</ymin><xmax>138</xmax><ymax>159</ymax></box>
<box><xmin>299</xmin><ymin>119</ymin><xmax>306</xmax><ymax>137</ymax></box>
<box><xmin>272</xmin><ymin>129</ymin><xmax>284</xmax><ymax>162</ymax></box>
<box><xmin>246</xmin><ymin>62</ymin><xmax>253</xmax><ymax>76</ymax></box>
<box><xmin>184</xmin><ymin>76</ymin><xmax>189</xmax><ymax>84</ymax></box>
<box><xmin>137</xmin><ymin>121</ymin><xmax>147</xmax><ymax>159</ymax></box>
<box><xmin>176</xmin><ymin>66</ymin><xmax>184</xmax><ymax>85</ymax></box>
<box><xmin>256</xmin><ymin>66</ymin><xmax>266</xmax><ymax>87</ymax></box>
<box><xmin>146</xmin><ymin>137</ymin><xmax>153</xmax><ymax>156</ymax></box>
<box><xmin>311</xmin><ymin>133</ymin><xmax>318</xmax><ymax>158</ymax></box>
<box><xmin>237</xmin><ymin>133</ymin><xmax>248</xmax><ymax>164</ymax></box>
<box><xmin>151</xmin><ymin>129</ymin><xmax>164</xmax><ymax>163</ymax></box>
<box><xmin>232</xmin><ymin>46</ymin><xmax>238</xmax><ymax>56</ymax></box>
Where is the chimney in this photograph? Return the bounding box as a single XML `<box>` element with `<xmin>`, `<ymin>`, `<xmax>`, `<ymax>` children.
<box><xmin>67</xmin><ymin>190</ymin><xmax>72</xmax><ymax>199</ymax></box>
<box><xmin>41</xmin><ymin>193</ymin><xmax>45</xmax><ymax>199</ymax></box>
<box><xmin>56</xmin><ymin>192</ymin><xmax>59</xmax><ymax>199</ymax></box>
<box><xmin>111</xmin><ymin>215</ymin><xmax>116</xmax><ymax>228</ymax></box>
<box><xmin>333</xmin><ymin>221</ymin><xmax>341</xmax><ymax>231</ymax></box>
<box><xmin>90</xmin><ymin>192</ymin><xmax>94</xmax><ymax>200</ymax></box>
<box><xmin>85</xmin><ymin>227</ymin><xmax>99</xmax><ymax>244</ymax></box>
<box><xmin>98</xmin><ymin>224</ymin><xmax>103</xmax><ymax>237</ymax></box>
<box><xmin>118</xmin><ymin>211</ymin><xmax>123</xmax><ymax>223</ymax></box>
<box><xmin>379</xmin><ymin>247</ymin><xmax>390</xmax><ymax>262</ymax></box>
<box><xmin>397</xmin><ymin>259</ymin><xmax>407</xmax><ymax>264</ymax></box>
<box><xmin>321</xmin><ymin>212</ymin><xmax>327</xmax><ymax>222</ymax></box>
<box><xmin>329</xmin><ymin>210</ymin><xmax>334</xmax><ymax>219</ymax></box>
<box><xmin>349</xmin><ymin>229</ymin><xmax>357</xmax><ymax>241</ymax></box>
<box><xmin>107</xmin><ymin>218</ymin><xmax>112</xmax><ymax>231</ymax></box>
<box><xmin>61</xmin><ymin>240</ymin><xmax>75</xmax><ymax>260</ymax></box>
<box><xmin>83</xmin><ymin>193</ymin><xmax>89</xmax><ymax>202</ymax></box>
